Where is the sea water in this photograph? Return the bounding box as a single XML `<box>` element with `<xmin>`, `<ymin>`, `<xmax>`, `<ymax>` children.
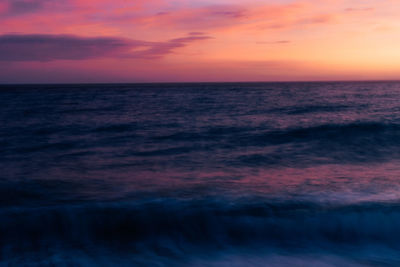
<box><xmin>1</xmin><ymin>82</ymin><xmax>400</xmax><ymax>266</ymax></box>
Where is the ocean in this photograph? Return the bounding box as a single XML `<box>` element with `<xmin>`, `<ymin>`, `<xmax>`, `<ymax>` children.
<box><xmin>1</xmin><ymin>81</ymin><xmax>400</xmax><ymax>266</ymax></box>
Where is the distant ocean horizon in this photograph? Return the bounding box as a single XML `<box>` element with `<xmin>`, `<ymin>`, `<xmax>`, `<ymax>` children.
<box><xmin>3</xmin><ymin>79</ymin><xmax>400</xmax><ymax>85</ymax></box>
<box><xmin>1</xmin><ymin>81</ymin><xmax>400</xmax><ymax>266</ymax></box>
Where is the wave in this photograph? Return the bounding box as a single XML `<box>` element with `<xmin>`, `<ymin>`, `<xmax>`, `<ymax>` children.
<box><xmin>6</xmin><ymin>121</ymin><xmax>400</xmax><ymax>166</ymax></box>
<box><xmin>2</xmin><ymin>199</ymin><xmax>400</xmax><ymax>256</ymax></box>
<box><xmin>259</xmin><ymin>122</ymin><xmax>399</xmax><ymax>142</ymax></box>
<box><xmin>153</xmin><ymin>122</ymin><xmax>400</xmax><ymax>144</ymax></box>
<box><xmin>3</xmin><ymin>121</ymin><xmax>400</xmax><ymax>170</ymax></box>
<box><xmin>265</xmin><ymin>104</ymin><xmax>358</xmax><ymax>115</ymax></box>
<box><xmin>149</xmin><ymin>122</ymin><xmax>400</xmax><ymax>165</ymax></box>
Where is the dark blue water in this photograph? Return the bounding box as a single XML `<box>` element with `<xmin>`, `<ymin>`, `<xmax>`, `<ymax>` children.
<box><xmin>1</xmin><ymin>82</ymin><xmax>400</xmax><ymax>266</ymax></box>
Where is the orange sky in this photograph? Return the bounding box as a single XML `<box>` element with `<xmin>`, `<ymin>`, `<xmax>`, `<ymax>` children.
<box><xmin>1</xmin><ymin>0</ymin><xmax>400</xmax><ymax>83</ymax></box>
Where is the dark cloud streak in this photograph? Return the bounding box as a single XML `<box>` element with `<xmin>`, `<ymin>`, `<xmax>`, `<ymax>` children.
<box><xmin>0</xmin><ymin>33</ymin><xmax>212</xmax><ymax>61</ymax></box>
<box><xmin>0</xmin><ymin>0</ymin><xmax>56</xmax><ymax>16</ymax></box>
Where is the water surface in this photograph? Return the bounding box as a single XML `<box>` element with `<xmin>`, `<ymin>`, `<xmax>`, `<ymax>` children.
<box><xmin>1</xmin><ymin>82</ymin><xmax>400</xmax><ymax>266</ymax></box>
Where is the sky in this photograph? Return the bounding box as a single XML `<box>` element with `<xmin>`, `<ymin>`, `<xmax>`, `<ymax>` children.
<box><xmin>1</xmin><ymin>0</ymin><xmax>400</xmax><ymax>83</ymax></box>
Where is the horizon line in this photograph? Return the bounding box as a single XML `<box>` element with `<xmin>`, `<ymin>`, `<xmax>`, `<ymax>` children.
<box><xmin>1</xmin><ymin>79</ymin><xmax>400</xmax><ymax>86</ymax></box>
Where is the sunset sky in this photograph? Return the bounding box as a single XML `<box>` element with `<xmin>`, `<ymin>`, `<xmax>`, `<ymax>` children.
<box><xmin>1</xmin><ymin>0</ymin><xmax>400</xmax><ymax>83</ymax></box>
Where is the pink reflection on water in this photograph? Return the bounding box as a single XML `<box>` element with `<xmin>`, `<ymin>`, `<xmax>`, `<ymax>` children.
<box><xmin>110</xmin><ymin>160</ymin><xmax>400</xmax><ymax>204</ymax></box>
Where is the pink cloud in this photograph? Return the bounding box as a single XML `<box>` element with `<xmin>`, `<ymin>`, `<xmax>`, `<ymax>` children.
<box><xmin>119</xmin><ymin>3</ymin><xmax>307</xmax><ymax>31</ymax></box>
<box><xmin>298</xmin><ymin>14</ymin><xmax>337</xmax><ymax>24</ymax></box>
<box><xmin>0</xmin><ymin>2</ymin><xmax>8</xmax><ymax>14</ymax></box>
<box><xmin>257</xmin><ymin>40</ymin><xmax>291</xmax><ymax>44</ymax></box>
<box><xmin>123</xmin><ymin>5</ymin><xmax>248</xmax><ymax>30</ymax></box>
<box><xmin>0</xmin><ymin>1</ymin><xmax>375</xmax><ymax>38</ymax></box>
<box><xmin>345</xmin><ymin>7</ymin><xmax>375</xmax><ymax>12</ymax></box>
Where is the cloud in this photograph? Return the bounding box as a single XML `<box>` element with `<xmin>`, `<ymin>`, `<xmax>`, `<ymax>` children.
<box><xmin>0</xmin><ymin>33</ymin><xmax>213</xmax><ymax>61</ymax></box>
<box><xmin>298</xmin><ymin>14</ymin><xmax>336</xmax><ymax>24</ymax></box>
<box><xmin>0</xmin><ymin>0</ymin><xmax>64</xmax><ymax>16</ymax></box>
<box><xmin>125</xmin><ymin>4</ymin><xmax>250</xmax><ymax>30</ymax></box>
<box><xmin>0</xmin><ymin>34</ymin><xmax>135</xmax><ymax>61</ymax></box>
<box><xmin>256</xmin><ymin>40</ymin><xmax>291</xmax><ymax>44</ymax></box>
<box><xmin>169</xmin><ymin>35</ymin><xmax>214</xmax><ymax>43</ymax></box>
<box><xmin>345</xmin><ymin>7</ymin><xmax>375</xmax><ymax>12</ymax></box>
<box><xmin>8</xmin><ymin>0</ymin><xmax>44</xmax><ymax>14</ymax></box>
<box><xmin>105</xmin><ymin>2</ymin><xmax>341</xmax><ymax>33</ymax></box>
<box><xmin>0</xmin><ymin>1</ymin><xmax>374</xmax><ymax>37</ymax></box>
<box><xmin>188</xmin><ymin>32</ymin><xmax>207</xmax><ymax>36</ymax></box>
